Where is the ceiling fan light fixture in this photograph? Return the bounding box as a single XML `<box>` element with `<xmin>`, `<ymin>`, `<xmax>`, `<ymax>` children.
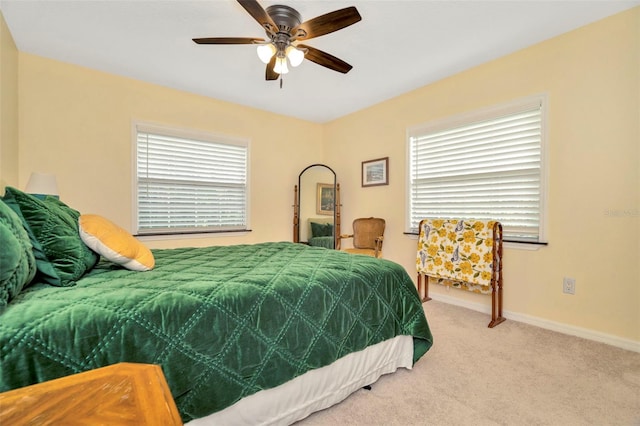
<box><xmin>285</xmin><ymin>45</ymin><xmax>305</xmax><ymax>67</ymax></box>
<box><xmin>274</xmin><ymin>56</ymin><xmax>289</xmax><ymax>74</ymax></box>
<box><xmin>257</xmin><ymin>43</ymin><xmax>276</xmax><ymax>64</ymax></box>
<box><xmin>193</xmin><ymin>1</ymin><xmax>362</xmax><ymax>81</ymax></box>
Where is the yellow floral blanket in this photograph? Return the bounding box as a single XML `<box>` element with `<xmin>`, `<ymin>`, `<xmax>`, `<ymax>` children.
<box><xmin>416</xmin><ymin>219</ymin><xmax>497</xmax><ymax>294</ymax></box>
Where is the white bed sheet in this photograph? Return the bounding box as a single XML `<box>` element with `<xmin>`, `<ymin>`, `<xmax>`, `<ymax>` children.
<box><xmin>186</xmin><ymin>335</ymin><xmax>414</xmax><ymax>426</ymax></box>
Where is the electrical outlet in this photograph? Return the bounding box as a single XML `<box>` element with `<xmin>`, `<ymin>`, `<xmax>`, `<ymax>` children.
<box><xmin>563</xmin><ymin>277</ymin><xmax>576</xmax><ymax>294</ymax></box>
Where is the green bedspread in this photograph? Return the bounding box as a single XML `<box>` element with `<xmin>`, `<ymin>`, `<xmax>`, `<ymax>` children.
<box><xmin>308</xmin><ymin>236</ymin><xmax>335</xmax><ymax>249</ymax></box>
<box><xmin>0</xmin><ymin>242</ymin><xmax>432</xmax><ymax>422</ymax></box>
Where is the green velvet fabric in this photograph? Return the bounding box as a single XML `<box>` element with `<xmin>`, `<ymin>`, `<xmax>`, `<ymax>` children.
<box><xmin>0</xmin><ymin>242</ymin><xmax>433</xmax><ymax>422</ymax></box>
<box><xmin>308</xmin><ymin>236</ymin><xmax>335</xmax><ymax>248</ymax></box>
<box><xmin>310</xmin><ymin>221</ymin><xmax>333</xmax><ymax>237</ymax></box>
<box><xmin>2</xmin><ymin>187</ymin><xmax>98</xmax><ymax>286</ymax></box>
<box><xmin>2</xmin><ymin>194</ymin><xmax>58</xmax><ymax>285</ymax></box>
<box><xmin>0</xmin><ymin>200</ymin><xmax>36</xmax><ymax>307</ymax></box>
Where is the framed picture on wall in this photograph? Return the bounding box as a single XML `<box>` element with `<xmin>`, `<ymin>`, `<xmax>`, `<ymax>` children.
<box><xmin>316</xmin><ymin>183</ymin><xmax>335</xmax><ymax>215</ymax></box>
<box><xmin>362</xmin><ymin>157</ymin><xmax>389</xmax><ymax>187</ymax></box>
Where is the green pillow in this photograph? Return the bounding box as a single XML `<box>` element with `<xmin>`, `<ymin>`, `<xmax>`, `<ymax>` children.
<box><xmin>2</xmin><ymin>194</ymin><xmax>57</xmax><ymax>285</ymax></box>
<box><xmin>310</xmin><ymin>222</ymin><xmax>333</xmax><ymax>237</ymax></box>
<box><xmin>0</xmin><ymin>200</ymin><xmax>37</xmax><ymax>306</ymax></box>
<box><xmin>2</xmin><ymin>187</ymin><xmax>98</xmax><ymax>287</ymax></box>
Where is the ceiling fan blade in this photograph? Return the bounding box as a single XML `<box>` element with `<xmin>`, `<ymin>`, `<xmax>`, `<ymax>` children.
<box><xmin>266</xmin><ymin>56</ymin><xmax>279</xmax><ymax>81</ymax></box>
<box><xmin>193</xmin><ymin>37</ymin><xmax>264</xmax><ymax>45</ymax></box>
<box><xmin>299</xmin><ymin>44</ymin><xmax>353</xmax><ymax>74</ymax></box>
<box><xmin>237</xmin><ymin>0</ymin><xmax>279</xmax><ymax>34</ymax></box>
<box><xmin>292</xmin><ymin>7</ymin><xmax>361</xmax><ymax>41</ymax></box>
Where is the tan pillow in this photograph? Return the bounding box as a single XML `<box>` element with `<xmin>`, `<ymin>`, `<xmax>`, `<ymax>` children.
<box><xmin>79</xmin><ymin>214</ymin><xmax>154</xmax><ymax>271</ymax></box>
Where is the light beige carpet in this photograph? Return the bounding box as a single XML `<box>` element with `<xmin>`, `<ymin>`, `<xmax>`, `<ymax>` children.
<box><xmin>297</xmin><ymin>300</ymin><xmax>640</xmax><ymax>425</ymax></box>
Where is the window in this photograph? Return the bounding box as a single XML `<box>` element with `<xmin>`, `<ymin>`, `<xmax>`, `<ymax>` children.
<box><xmin>134</xmin><ymin>123</ymin><xmax>249</xmax><ymax>236</ymax></box>
<box><xmin>407</xmin><ymin>95</ymin><xmax>547</xmax><ymax>243</ymax></box>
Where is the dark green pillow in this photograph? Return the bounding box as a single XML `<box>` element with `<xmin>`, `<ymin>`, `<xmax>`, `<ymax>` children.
<box><xmin>310</xmin><ymin>222</ymin><xmax>333</xmax><ymax>237</ymax></box>
<box><xmin>2</xmin><ymin>194</ymin><xmax>58</xmax><ymax>285</ymax></box>
<box><xmin>0</xmin><ymin>199</ymin><xmax>37</xmax><ymax>306</ymax></box>
<box><xmin>2</xmin><ymin>187</ymin><xmax>98</xmax><ymax>287</ymax></box>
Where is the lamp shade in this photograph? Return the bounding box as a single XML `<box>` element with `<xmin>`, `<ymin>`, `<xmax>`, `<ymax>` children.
<box><xmin>273</xmin><ymin>57</ymin><xmax>289</xmax><ymax>74</ymax></box>
<box><xmin>257</xmin><ymin>43</ymin><xmax>276</xmax><ymax>64</ymax></box>
<box><xmin>25</xmin><ymin>172</ymin><xmax>59</xmax><ymax>199</ymax></box>
<box><xmin>286</xmin><ymin>46</ymin><xmax>304</xmax><ymax>67</ymax></box>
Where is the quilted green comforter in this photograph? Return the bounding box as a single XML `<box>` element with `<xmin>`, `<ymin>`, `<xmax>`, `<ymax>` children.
<box><xmin>308</xmin><ymin>236</ymin><xmax>335</xmax><ymax>249</ymax></box>
<box><xmin>0</xmin><ymin>242</ymin><xmax>432</xmax><ymax>422</ymax></box>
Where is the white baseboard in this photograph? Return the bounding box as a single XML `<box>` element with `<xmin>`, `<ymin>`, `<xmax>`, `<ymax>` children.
<box><xmin>429</xmin><ymin>293</ymin><xmax>640</xmax><ymax>353</ymax></box>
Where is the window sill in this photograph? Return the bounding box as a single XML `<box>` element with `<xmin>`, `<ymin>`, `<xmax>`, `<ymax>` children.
<box><xmin>136</xmin><ymin>230</ymin><xmax>252</xmax><ymax>242</ymax></box>
<box><xmin>504</xmin><ymin>241</ymin><xmax>546</xmax><ymax>251</ymax></box>
<box><xmin>404</xmin><ymin>233</ymin><xmax>547</xmax><ymax>251</ymax></box>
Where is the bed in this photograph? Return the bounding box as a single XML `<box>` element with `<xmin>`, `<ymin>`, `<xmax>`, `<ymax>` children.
<box><xmin>306</xmin><ymin>217</ymin><xmax>335</xmax><ymax>249</ymax></box>
<box><xmin>0</xmin><ymin>187</ymin><xmax>433</xmax><ymax>424</ymax></box>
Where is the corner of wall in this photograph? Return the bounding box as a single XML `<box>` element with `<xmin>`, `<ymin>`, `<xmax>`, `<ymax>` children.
<box><xmin>0</xmin><ymin>10</ymin><xmax>20</xmax><ymax>189</ymax></box>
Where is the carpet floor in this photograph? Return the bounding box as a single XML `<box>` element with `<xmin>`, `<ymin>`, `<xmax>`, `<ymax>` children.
<box><xmin>297</xmin><ymin>300</ymin><xmax>640</xmax><ymax>425</ymax></box>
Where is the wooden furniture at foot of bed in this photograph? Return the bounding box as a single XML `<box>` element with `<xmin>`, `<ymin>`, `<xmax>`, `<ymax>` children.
<box><xmin>416</xmin><ymin>218</ymin><xmax>505</xmax><ymax>328</ymax></box>
<box><xmin>0</xmin><ymin>363</ymin><xmax>182</xmax><ymax>425</ymax></box>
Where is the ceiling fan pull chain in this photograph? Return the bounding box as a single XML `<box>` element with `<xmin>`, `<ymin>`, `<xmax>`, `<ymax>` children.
<box><xmin>280</xmin><ymin>75</ymin><xmax>283</xmax><ymax>89</ymax></box>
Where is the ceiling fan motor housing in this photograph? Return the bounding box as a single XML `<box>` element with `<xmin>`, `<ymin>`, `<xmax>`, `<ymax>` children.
<box><xmin>266</xmin><ymin>5</ymin><xmax>302</xmax><ymax>34</ymax></box>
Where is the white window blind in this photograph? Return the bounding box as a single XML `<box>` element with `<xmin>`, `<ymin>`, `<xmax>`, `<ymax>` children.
<box><xmin>135</xmin><ymin>125</ymin><xmax>249</xmax><ymax>235</ymax></box>
<box><xmin>407</xmin><ymin>97</ymin><xmax>546</xmax><ymax>243</ymax></box>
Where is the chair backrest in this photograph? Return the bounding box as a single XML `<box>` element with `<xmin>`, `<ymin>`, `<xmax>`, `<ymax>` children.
<box><xmin>352</xmin><ymin>217</ymin><xmax>386</xmax><ymax>249</ymax></box>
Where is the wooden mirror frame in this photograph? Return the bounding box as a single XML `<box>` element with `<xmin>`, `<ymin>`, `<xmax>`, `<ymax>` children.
<box><xmin>293</xmin><ymin>164</ymin><xmax>341</xmax><ymax>248</ymax></box>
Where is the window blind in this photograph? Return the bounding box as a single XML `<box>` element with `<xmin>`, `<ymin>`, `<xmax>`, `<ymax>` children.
<box><xmin>408</xmin><ymin>99</ymin><xmax>544</xmax><ymax>243</ymax></box>
<box><xmin>135</xmin><ymin>128</ymin><xmax>248</xmax><ymax>235</ymax></box>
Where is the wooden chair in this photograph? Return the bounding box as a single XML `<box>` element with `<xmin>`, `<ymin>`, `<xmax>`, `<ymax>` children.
<box><xmin>416</xmin><ymin>218</ymin><xmax>505</xmax><ymax>328</ymax></box>
<box><xmin>338</xmin><ymin>217</ymin><xmax>385</xmax><ymax>258</ymax></box>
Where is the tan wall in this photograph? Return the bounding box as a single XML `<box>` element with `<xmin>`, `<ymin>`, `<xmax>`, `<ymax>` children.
<box><xmin>325</xmin><ymin>8</ymin><xmax>640</xmax><ymax>342</ymax></box>
<box><xmin>0</xmin><ymin>12</ymin><xmax>18</xmax><ymax>188</ymax></box>
<box><xmin>17</xmin><ymin>53</ymin><xmax>323</xmax><ymax>248</ymax></box>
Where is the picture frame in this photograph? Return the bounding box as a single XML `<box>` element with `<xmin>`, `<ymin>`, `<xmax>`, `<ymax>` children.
<box><xmin>316</xmin><ymin>183</ymin><xmax>335</xmax><ymax>215</ymax></box>
<box><xmin>362</xmin><ymin>157</ymin><xmax>389</xmax><ymax>187</ymax></box>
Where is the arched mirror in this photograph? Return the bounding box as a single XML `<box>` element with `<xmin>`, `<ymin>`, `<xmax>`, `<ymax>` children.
<box><xmin>293</xmin><ymin>164</ymin><xmax>341</xmax><ymax>249</ymax></box>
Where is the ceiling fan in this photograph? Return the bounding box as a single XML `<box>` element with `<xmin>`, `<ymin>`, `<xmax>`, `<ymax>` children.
<box><xmin>193</xmin><ymin>0</ymin><xmax>362</xmax><ymax>83</ymax></box>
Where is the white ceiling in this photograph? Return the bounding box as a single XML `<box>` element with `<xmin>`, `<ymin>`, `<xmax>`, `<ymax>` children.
<box><xmin>1</xmin><ymin>0</ymin><xmax>638</xmax><ymax>123</ymax></box>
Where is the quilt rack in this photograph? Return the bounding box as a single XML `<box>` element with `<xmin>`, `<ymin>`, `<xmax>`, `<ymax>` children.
<box><xmin>416</xmin><ymin>218</ymin><xmax>505</xmax><ymax>328</ymax></box>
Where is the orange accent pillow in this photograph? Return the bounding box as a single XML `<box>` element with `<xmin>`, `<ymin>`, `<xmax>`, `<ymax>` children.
<box><xmin>79</xmin><ymin>214</ymin><xmax>154</xmax><ymax>271</ymax></box>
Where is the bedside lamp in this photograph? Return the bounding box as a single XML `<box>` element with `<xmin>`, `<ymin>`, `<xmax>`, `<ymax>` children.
<box><xmin>25</xmin><ymin>172</ymin><xmax>59</xmax><ymax>199</ymax></box>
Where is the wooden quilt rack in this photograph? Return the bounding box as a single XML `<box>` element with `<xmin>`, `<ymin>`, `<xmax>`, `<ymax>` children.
<box><xmin>416</xmin><ymin>219</ymin><xmax>505</xmax><ymax>328</ymax></box>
